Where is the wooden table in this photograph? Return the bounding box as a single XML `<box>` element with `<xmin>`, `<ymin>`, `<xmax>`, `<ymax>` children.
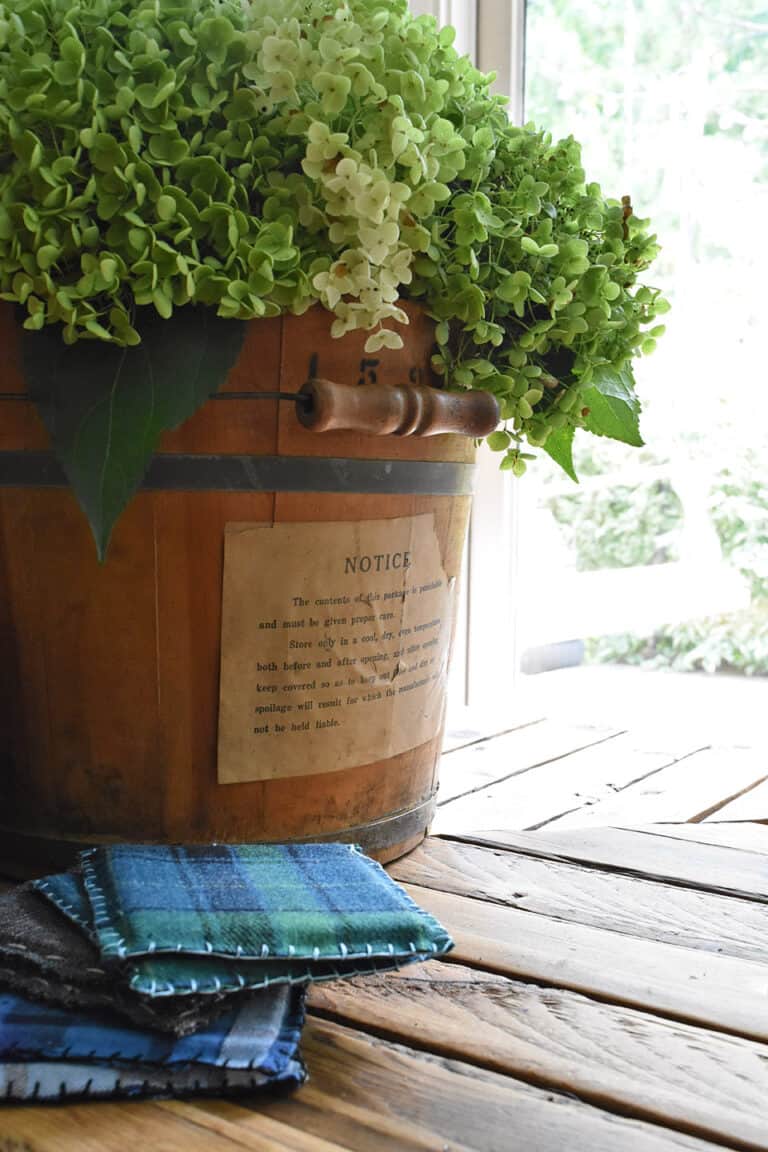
<box><xmin>2</xmin><ymin>822</ymin><xmax>768</xmax><ymax>1151</ymax></box>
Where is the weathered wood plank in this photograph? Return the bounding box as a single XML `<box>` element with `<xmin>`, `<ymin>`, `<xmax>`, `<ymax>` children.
<box><xmin>702</xmin><ymin>778</ymin><xmax>768</xmax><ymax>823</ymax></box>
<box><xmin>625</xmin><ymin>823</ymin><xmax>768</xmax><ymax>852</ymax></box>
<box><xmin>402</xmin><ymin>881</ymin><xmax>768</xmax><ymax>1043</ymax></box>
<box><xmin>309</xmin><ymin>961</ymin><xmax>768</xmax><ymax>1152</ymax></box>
<box><xmin>0</xmin><ymin>1098</ymin><xmax>275</xmax><ymax>1151</ymax></box>
<box><xmin>442</xmin><ymin>714</ymin><xmax>544</xmax><ymax>754</ymax></box>
<box><xmin>390</xmin><ymin>839</ymin><xmax>768</xmax><ymax>961</ymax></box>
<box><xmin>254</xmin><ymin>1017</ymin><xmax>720</xmax><ymax>1152</ymax></box>
<box><xmin>435</xmin><ymin>730</ymin><xmax>701</xmax><ymax>833</ymax></box>
<box><xmin>437</xmin><ymin>720</ymin><xmax>622</xmax><ymax>806</ymax></box>
<box><xmin>157</xmin><ymin>1100</ymin><xmax>345</xmax><ymax>1151</ymax></box>
<box><xmin>542</xmin><ymin>747</ymin><xmax>768</xmax><ymax>830</ymax></box>
<box><xmin>439</xmin><ymin>826</ymin><xmax>768</xmax><ymax>901</ymax></box>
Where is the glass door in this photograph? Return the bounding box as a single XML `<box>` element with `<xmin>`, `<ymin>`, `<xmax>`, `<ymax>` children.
<box><xmin>511</xmin><ymin>0</ymin><xmax>768</xmax><ymax>730</ymax></box>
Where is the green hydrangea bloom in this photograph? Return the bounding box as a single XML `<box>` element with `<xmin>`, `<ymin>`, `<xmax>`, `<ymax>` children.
<box><xmin>0</xmin><ymin>0</ymin><xmax>667</xmax><ymax>465</ymax></box>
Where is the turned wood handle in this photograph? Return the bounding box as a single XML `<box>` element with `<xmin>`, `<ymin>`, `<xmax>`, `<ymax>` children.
<box><xmin>296</xmin><ymin>378</ymin><xmax>499</xmax><ymax>438</ymax></box>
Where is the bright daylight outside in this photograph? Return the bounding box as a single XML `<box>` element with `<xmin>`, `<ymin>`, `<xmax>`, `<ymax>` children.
<box><xmin>513</xmin><ymin>0</ymin><xmax>768</xmax><ymax>739</ymax></box>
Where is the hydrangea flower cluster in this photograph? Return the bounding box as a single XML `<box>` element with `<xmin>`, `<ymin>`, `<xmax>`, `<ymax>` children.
<box><xmin>0</xmin><ymin>0</ymin><xmax>667</xmax><ymax>474</ymax></box>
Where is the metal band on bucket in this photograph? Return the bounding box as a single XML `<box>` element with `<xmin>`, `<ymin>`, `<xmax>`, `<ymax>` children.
<box><xmin>0</xmin><ymin>452</ymin><xmax>476</xmax><ymax>496</ymax></box>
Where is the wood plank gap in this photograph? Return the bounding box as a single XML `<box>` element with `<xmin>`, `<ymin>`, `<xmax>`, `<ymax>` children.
<box><xmin>689</xmin><ymin>774</ymin><xmax>768</xmax><ymax>822</ymax></box>
<box><xmin>437</xmin><ymin>726</ymin><xmax>628</xmax><ymax>808</ymax></box>
<box><xmin>429</xmin><ymin>947</ymin><xmax>768</xmax><ymax>1048</ymax></box>
<box><xmin>287</xmin><ymin>1015</ymin><xmax>723</xmax><ymax>1152</ymax></box>
<box><xmin>403</xmin><ymin>882</ymin><xmax>768</xmax><ymax>1045</ymax></box>
<box><xmin>528</xmin><ymin>745</ymin><xmax>711</xmax><ymax>832</ymax></box>
<box><xmin>394</xmin><ymin>839</ymin><xmax>768</xmax><ymax>963</ymax></box>
<box><xmin>442</xmin><ymin>716</ymin><xmax>547</xmax><ymax>756</ymax></box>
<box><xmin>620</xmin><ymin>824</ymin><xmax>768</xmax><ymax>853</ymax></box>
<box><xmin>436</xmin><ymin>831</ymin><xmax>768</xmax><ymax>905</ymax></box>
<box><xmin>538</xmin><ymin>747</ymin><xmax>767</xmax><ymax>831</ymax></box>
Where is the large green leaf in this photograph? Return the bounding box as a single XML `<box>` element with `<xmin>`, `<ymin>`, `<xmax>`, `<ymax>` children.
<box><xmin>582</xmin><ymin>363</ymin><xmax>643</xmax><ymax>447</ymax></box>
<box><xmin>23</xmin><ymin>308</ymin><xmax>246</xmax><ymax>560</ymax></box>
<box><xmin>543</xmin><ymin>424</ymin><xmax>578</xmax><ymax>482</ymax></box>
<box><xmin>590</xmin><ymin>363</ymin><xmax>641</xmax><ymax>411</ymax></box>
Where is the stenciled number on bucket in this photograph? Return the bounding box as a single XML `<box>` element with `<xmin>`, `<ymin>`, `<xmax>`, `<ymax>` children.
<box><xmin>305</xmin><ymin>353</ymin><xmax>423</xmax><ymax>389</ymax></box>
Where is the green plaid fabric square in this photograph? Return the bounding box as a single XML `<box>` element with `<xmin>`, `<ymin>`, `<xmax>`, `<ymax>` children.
<box><xmin>79</xmin><ymin>843</ymin><xmax>452</xmax><ymax>997</ymax></box>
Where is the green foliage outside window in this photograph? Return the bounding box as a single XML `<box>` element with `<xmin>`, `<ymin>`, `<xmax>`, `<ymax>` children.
<box><xmin>527</xmin><ymin>0</ymin><xmax>767</xmax><ymax>678</ymax></box>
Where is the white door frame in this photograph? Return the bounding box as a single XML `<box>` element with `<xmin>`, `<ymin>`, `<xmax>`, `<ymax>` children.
<box><xmin>409</xmin><ymin>1</ymin><xmax>527</xmax><ymax>715</ymax></box>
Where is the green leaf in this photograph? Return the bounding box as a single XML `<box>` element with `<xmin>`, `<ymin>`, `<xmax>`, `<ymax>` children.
<box><xmin>582</xmin><ymin>385</ymin><xmax>643</xmax><ymax>447</ymax></box>
<box><xmin>543</xmin><ymin>424</ymin><xmax>578</xmax><ymax>482</ymax></box>
<box><xmin>580</xmin><ymin>362</ymin><xmax>643</xmax><ymax>446</ymax></box>
<box><xmin>590</xmin><ymin>362</ymin><xmax>641</xmax><ymax>412</ymax></box>
<box><xmin>23</xmin><ymin>308</ymin><xmax>246</xmax><ymax>560</ymax></box>
<box><xmin>486</xmin><ymin>430</ymin><xmax>511</xmax><ymax>452</ymax></box>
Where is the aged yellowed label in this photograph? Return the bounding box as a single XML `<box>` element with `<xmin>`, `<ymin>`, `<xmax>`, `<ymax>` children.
<box><xmin>217</xmin><ymin>514</ymin><xmax>454</xmax><ymax>782</ymax></box>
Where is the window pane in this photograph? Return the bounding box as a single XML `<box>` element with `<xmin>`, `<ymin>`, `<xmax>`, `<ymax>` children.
<box><xmin>520</xmin><ymin>0</ymin><xmax>768</xmax><ymax>694</ymax></box>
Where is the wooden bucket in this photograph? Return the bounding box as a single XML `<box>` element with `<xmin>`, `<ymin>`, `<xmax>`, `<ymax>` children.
<box><xmin>0</xmin><ymin>303</ymin><xmax>478</xmax><ymax>873</ymax></box>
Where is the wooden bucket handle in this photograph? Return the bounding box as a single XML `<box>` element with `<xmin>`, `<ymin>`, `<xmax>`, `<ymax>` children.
<box><xmin>0</xmin><ymin>378</ymin><xmax>500</xmax><ymax>439</ymax></box>
<box><xmin>297</xmin><ymin>378</ymin><xmax>499</xmax><ymax>438</ymax></box>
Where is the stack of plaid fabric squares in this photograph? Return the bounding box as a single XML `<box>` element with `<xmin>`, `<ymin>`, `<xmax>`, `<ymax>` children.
<box><xmin>0</xmin><ymin>842</ymin><xmax>452</xmax><ymax>1104</ymax></box>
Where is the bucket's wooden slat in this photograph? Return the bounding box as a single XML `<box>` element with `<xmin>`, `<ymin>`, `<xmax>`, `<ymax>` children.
<box><xmin>0</xmin><ymin>305</ymin><xmax>50</xmax><ymax>450</ymax></box>
<box><xmin>160</xmin><ymin>316</ymin><xmax>283</xmax><ymax>455</ymax></box>
<box><xmin>0</xmin><ymin>491</ymin><xmax>164</xmax><ymax>837</ymax></box>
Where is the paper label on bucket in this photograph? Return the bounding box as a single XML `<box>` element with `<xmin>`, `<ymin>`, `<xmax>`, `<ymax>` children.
<box><xmin>217</xmin><ymin>514</ymin><xmax>455</xmax><ymax>783</ymax></box>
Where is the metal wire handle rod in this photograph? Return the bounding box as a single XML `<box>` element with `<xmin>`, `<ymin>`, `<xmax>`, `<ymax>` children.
<box><xmin>0</xmin><ymin>390</ymin><xmax>309</xmax><ymax>403</ymax></box>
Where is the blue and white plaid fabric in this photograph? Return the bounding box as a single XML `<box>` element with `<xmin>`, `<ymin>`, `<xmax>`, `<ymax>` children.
<box><xmin>0</xmin><ymin>986</ymin><xmax>306</xmax><ymax>1102</ymax></box>
<box><xmin>0</xmin><ymin>1058</ymin><xmax>304</xmax><ymax>1103</ymax></box>
<box><xmin>0</xmin><ymin>986</ymin><xmax>304</xmax><ymax>1071</ymax></box>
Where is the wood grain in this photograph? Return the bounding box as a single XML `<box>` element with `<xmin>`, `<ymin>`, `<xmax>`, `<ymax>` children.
<box><xmin>449</xmin><ymin>826</ymin><xmax>768</xmax><ymax>900</ymax></box>
<box><xmin>436</xmin><ymin>719</ymin><xmax>623</xmax><ymax>806</ymax></box>
<box><xmin>435</xmin><ymin>728</ymin><xmax>702</xmax><ymax>832</ymax></box>
<box><xmin>625</xmin><ymin>822</ymin><xmax>768</xmax><ymax>852</ymax></box>
<box><xmin>543</xmin><ymin>747</ymin><xmax>768</xmax><ymax>830</ymax></box>
<box><xmin>0</xmin><ymin>303</ymin><xmax>49</xmax><ymax>451</ymax></box>
<box><xmin>309</xmin><ymin>960</ymin><xmax>768</xmax><ymax>1151</ymax></box>
<box><xmin>249</xmin><ymin>1017</ymin><xmax>718</xmax><ymax>1152</ymax></box>
<box><xmin>390</xmin><ymin>838</ymin><xmax>768</xmax><ymax>961</ymax></box>
<box><xmin>0</xmin><ymin>1098</ymin><xmax>267</xmax><ymax>1152</ymax></box>
<box><xmin>402</xmin><ymin>881</ymin><xmax>768</xmax><ymax>1042</ymax></box>
<box><xmin>441</xmin><ymin>714</ymin><xmax>545</xmax><ymax>754</ymax></box>
<box><xmin>156</xmin><ymin>1100</ymin><xmax>346</xmax><ymax>1151</ymax></box>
